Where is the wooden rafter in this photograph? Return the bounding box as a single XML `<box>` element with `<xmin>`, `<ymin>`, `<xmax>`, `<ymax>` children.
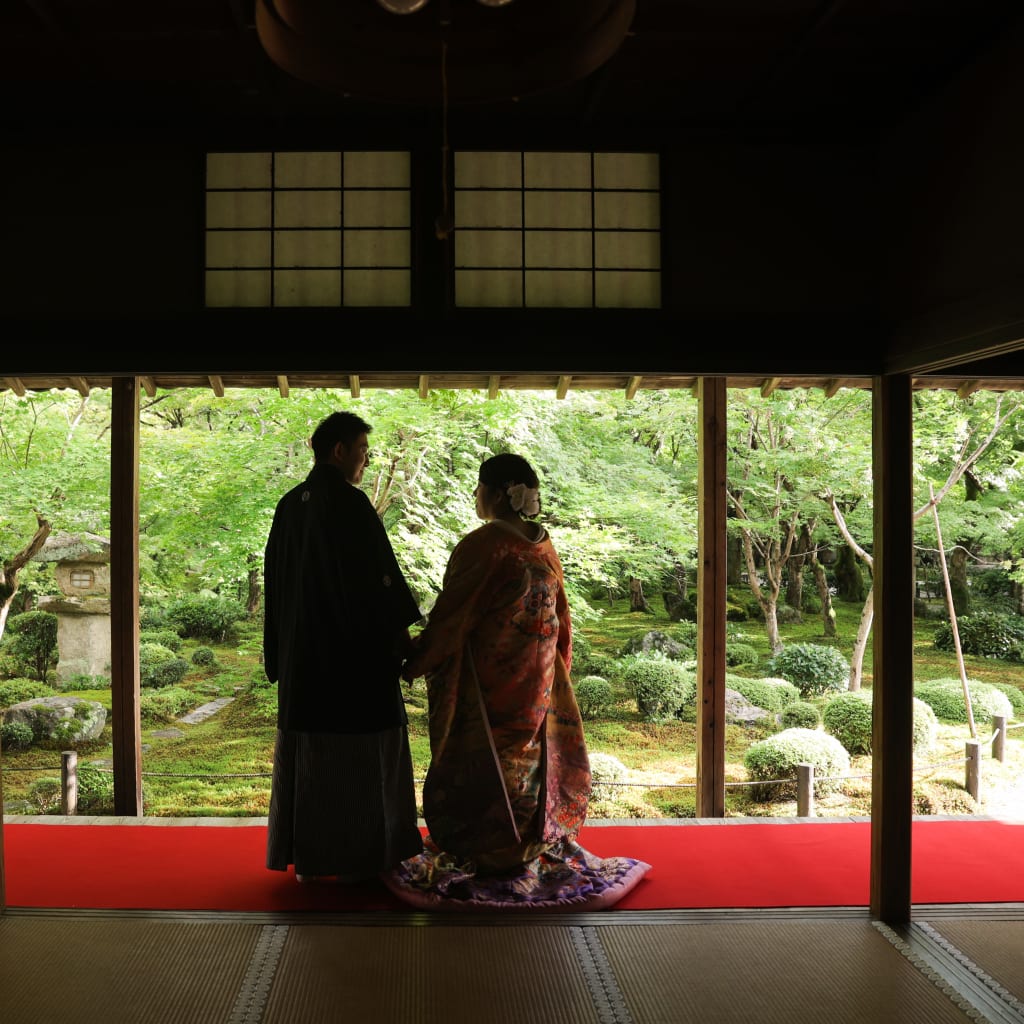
<box><xmin>3</xmin><ymin>377</ymin><xmax>26</xmax><ymax>396</ymax></box>
<box><xmin>139</xmin><ymin>377</ymin><xmax>157</xmax><ymax>397</ymax></box>
<box><xmin>957</xmin><ymin>379</ymin><xmax>981</xmax><ymax>399</ymax></box>
<box><xmin>760</xmin><ymin>377</ymin><xmax>782</xmax><ymax>398</ymax></box>
<box><xmin>69</xmin><ymin>376</ymin><xmax>90</xmax><ymax>397</ymax></box>
<box><xmin>824</xmin><ymin>378</ymin><xmax>844</xmax><ymax>397</ymax></box>
<box><xmin>208</xmin><ymin>375</ymin><xmax>225</xmax><ymax>397</ymax></box>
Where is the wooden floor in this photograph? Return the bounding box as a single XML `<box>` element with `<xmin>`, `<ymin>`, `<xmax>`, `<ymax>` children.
<box><xmin>2</xmin><ymin>902</ymin><xmax>1023</xmax><ymax>1023</ymax></box>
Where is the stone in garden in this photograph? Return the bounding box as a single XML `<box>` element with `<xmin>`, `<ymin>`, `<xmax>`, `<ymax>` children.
<box><xmin>724</xmin><ymin>688</ymin><xmax>771</xmax><ymax>727</ymax></box>
<box><xmin>620</xmin><ymin>630</ymin><xmax>689</xmax><ymax>660</ymax></box>
<box><xmin>2</xmin><ymin>695</ymin><xmax>106</xmax><ymax>746</ymax></box>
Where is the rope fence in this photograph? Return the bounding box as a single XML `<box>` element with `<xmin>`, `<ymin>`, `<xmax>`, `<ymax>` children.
<box><xmin>5</xmin><ymin>714</ymin><xmax>1019</xmax><ymax>818</ymax></box>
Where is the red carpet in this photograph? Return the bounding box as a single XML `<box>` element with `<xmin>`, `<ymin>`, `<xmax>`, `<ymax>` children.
<box><xmin>3</xmin><ymin>819</ymin><xmax>1022</xmax><ymax>912</ymax></box>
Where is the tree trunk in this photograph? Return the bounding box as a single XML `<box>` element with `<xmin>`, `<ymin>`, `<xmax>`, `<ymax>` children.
<box><xmin>948</xmin><ymin>545</ymin><xmax>971</xmax><ymax>616</ymax></box>
<box><xmin>246</xmin><ymin>555</ymin><xmax>261</xmax><ymax>616</ymax></box>
<box><xmin>808</xmin><ymin>547</ymin><xmax>836</xmax><ymax>638</ymax></box>
<box><xmin>0</xmin><ymin>515</ymin><xmax>52</xmax><ymax>644</ymax></box>
<box><xmin>847</xmin><ymin>586</ymin><xmax>874</xmax><ymax>691</ymax></box>
<box><xmin>834</xmin><ymin>544</ymin><xmax>867</xmax><ymax>601</ymax></box>
<box><xmin>629</xmin><ymin>576</ymin><xmax>651</xmax><ymax>612</ymax></box>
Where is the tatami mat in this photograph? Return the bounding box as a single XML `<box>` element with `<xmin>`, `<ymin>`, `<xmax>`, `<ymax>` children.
<box><xmin>1</xmin><ymin>907</ymin><xmax>1022</xmax><ymax>1024</ymax></box>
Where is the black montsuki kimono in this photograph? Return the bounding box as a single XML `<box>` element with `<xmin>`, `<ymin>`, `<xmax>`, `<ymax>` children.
<box><xmin>262</xmin><ymin>461</ymin><xmax>424</xmax><ymax>878</ymax></box>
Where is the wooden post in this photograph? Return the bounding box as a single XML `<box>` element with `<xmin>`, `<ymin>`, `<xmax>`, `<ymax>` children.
<box><xmin>992</xmin><ymin>715</ymin><xmax>1006</xmax><ymax>763</ymax></box>
<box><xmin>797</xmin><ymin>763</ymin><xmax>815</xmax><ymax>817</ymax></box>
<box><xmin>61</xmin><ymin>750</ymin><xmax>78</xmax><ymax>815</ymax></box>
<box><xmin>870</xmin><ymin>374</ymin><xmax>914</xmax><ymax>924</ymax></box>
<box><xmin>696</xmin><ymin>376</ymin><xmax>727</xmax><ymax>817</ymax></box>
<box><xmin>965</xmin><ymin>739</ymin><xmax>981</xmax><ymax>804</ymax></box>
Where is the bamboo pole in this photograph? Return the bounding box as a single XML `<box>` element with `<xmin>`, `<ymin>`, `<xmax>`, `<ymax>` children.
<box><xmin>929</xmin><ymin>483</ymin><xmax>976</xmax><ymax>738</ymax></box>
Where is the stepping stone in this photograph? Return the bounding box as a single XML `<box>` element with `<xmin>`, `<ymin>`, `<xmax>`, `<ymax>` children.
<box><xmin>179</xmin><ymin>697</ymin><xmax>234</xmax><ymax>724</ymax></box>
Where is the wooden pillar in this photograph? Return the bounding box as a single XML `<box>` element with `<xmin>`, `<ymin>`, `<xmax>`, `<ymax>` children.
<box><xmin>696</xmin><ymin>376</ymin><xmax>727</xmax><ymax>817</ymax></box>
<box><xmin>110</xmin><ymin>377</ymin><xmax>143</xmax><ymax>815</ymax></box>
<box><xmin>870</xmin><ymin>374</ymin><xmax>914</xmax><ymax>923</ymax></box>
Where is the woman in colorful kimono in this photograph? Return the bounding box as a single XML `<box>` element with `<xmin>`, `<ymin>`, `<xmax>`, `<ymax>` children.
<box><xmin>386</xmin><ymin>453</ymin><xmax>649</xmax><ymax>910</ymax></box>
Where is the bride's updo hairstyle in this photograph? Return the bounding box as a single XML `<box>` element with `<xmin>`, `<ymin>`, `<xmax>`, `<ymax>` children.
<box><xmin>479</xmin><ymin>453</ymin><xmax>542</xmax><ymax>519</ymax></box>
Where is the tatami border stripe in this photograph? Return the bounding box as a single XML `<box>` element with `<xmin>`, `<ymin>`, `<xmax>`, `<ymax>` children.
<box><xmin>873</xmin><ymin>920</ymin><xmax>1024</xmax><ymax>1024</ymax></box>
<box><xmin>914</xmin><ymin>921</ymin><xmax>1024</xmax><ymax>1022</ymax></box>
<box><xmin>228</xmin><ymin>923</ymin><xmax>288</xmax><ymax>1024</ymax></box>
<box><xmin>570</xmin><ymin>925</ymin><xmax>635</xmax><ymax>1024</ymax></box>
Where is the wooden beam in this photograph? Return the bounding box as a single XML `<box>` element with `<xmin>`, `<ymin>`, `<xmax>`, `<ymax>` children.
<box><xmin>110</xmin><ymin>378</ymin><xmax>143</xmax><ymax>816</ymax></box>
<box><xmin>488</xmin><ymin>375</ymin><xmax>501</xmax><ymax>399</ymax></box>
<box><xmin>349</xmin><ymin>375</ymin><xmax>361</xmax><ymax>398</ymax></box>
<box><xmin>823</xmin><ymin>378</ymin><xmax>844</xmax><ymax>398</ymax></box>
<box><xmin>3</xmin><ymin>377</ymin><xmax>26</xmax><ymax>396</ymax></box>
<box><xmin>870</xmin><ymin>373</ymin><xmax>914</xmax><ymax>924</ymax></box>
<box><xmin>556</xmin><ymin>375</ymin><xmax>572</xmax><ymax>399</ymax></box>
<box><xmin>957</xmin><ymin>380</ymin><xmax>981</xmax><ymax>399</ymax></box>
<box><xmin>418</xmin><ymin>375</ymin><xmax>430</xmax><ymax>399</ymax></box>
<box><xmin>69</xmin><ymin>376</ymin><xmax>90</xmax><ymax>397</ymax></box>
<box><xmin>626</xmin><ymin>375</ymin><xmax>643</xmax><ymax>400</ymax></box>
<box><xmin>276</xmin><ymin>375</ymin><xmax>289</xmax><ymax>398</ymax></box>
<box><xmin>208</xmin><ymin>375</ymin><xmax>225</xmax><ymax>397</ymax></box>
<box><xmin>139</xmin><ymin>376</ymin><xmax>156</xmax><ymax>398</ymax></box>
<box><xmin>696</xmin><ymin>376</ymin><xmax>727</xmax><ymax>818</ymax></box>
<box><xmin>760</xmin><ymin>377</ymin><xmax>782</xmax><ymax>398</ymax></box>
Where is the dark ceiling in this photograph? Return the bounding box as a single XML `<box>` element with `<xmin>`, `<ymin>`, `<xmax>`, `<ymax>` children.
<box><xmin>4</xmin><ymin>0</ymin><xmax>1023</xmax><ymax>145</ymax></box>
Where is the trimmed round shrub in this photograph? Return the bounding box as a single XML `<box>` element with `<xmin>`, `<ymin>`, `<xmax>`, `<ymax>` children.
<box><xmin>743</xmin><ymin>727</ymin><xmax>851</xmax><ymax>800</ymax></box>
<box><xmin>725</xmin><ymin>641</ymin><xmax>760</xmax><ymax>668</ymax></box>
<box><xmin>0</xmin><ymin>678</ymin><xmax>55</xmax><ymax>709</ymax></box>
<box><xmin>913</xmin><ymin>779</ymin><xmax>979</xmax><ymax>816</ymax></box>
<box><xmin>780</xmin><ymin>700</ymin><xmax>821</xmax><ymax>730</ymax></box>
<box><xmin>728</xmin><ymin>675</ymin><xmax>801</xmax><ymax>713</ymax></box>
<box><xmin>139</xmin><ymin>643</ymin><xmax>188</xmax><ymax>688</ymax></box>
<box><xmin>140</xmin><ymin>686</ymin><xmax>199</xmax><ymax>723</ymax></box>
<box><xmin>914</xmin><ymin>677</ymin><xmax>1013</xmax><ymax>724</ymax></box>
<box><xmin>140</xmin><ymin>628</ymin><xmax>183</xmax><ymax>653</ymax></box>
<box><xmin>912</xmin><ymin>697</ymin><xmax>938</xmax><ymax>755</ymax></box>
<box><xmin>571</xmin><ymin>650</ymin><xmax>616</xmax><ymax>680</ymax></box>
<box><xmin>191</xmin><ymin>646</ymin><xmax>217</xmax><ymax>667</ymax></box>
<box><xmin>165</xmin><ymin>593</ymin><xmax>245</xmax><ymax>642</ymax></box>
<box><xmin>28</xmin><ymin>777</ymin><xmax>62</xmax><ymax>813</ymax></box>
<box><xmin>619</xmin><ymin>654</ymin><xmax>696</xmax><ymax>722</ymax></box>
<box><xmin>574</xmin><ymin>675</ymin><xmax>614</xmax><ymax>720</ymax></box>
<box><xmin>1</xmin><ymin>720</ymin><xmax>35</xmax><ymax>750</ymax></box>
<box><xmin>987</xmin><ymin>682</ymin><xmax>1024</xmax><ymax>718</ymax></box>
<box><xmin>823</xmin><ymin>691</ymin><xmax>873</xmax><ymax>754</ymax></box>
<box><xmin>768</xmin><ymin>643</ymin><xmax>850</xmax><ymax>698</ymax></box>
<box><xmin>588</xmin><ymin>751</ymin><xmax>629</xmax><ymax>802</ymax></box>
<box><xmin>933</xmin><ymin>611</ymin><xmax>1024</xmax><ymax>661</ymax></box>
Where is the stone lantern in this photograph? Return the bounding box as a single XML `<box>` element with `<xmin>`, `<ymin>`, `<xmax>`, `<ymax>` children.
<box><xmin>34</xmin><ymin>531</ymin><xmax>111</xmax><ymax>685</ymax></box>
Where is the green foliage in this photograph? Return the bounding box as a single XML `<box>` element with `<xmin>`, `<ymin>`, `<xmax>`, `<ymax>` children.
<box><xmin>571</xmin><ymin>649</ymin><xmax>616</xmax><ymax>680</ymax></box>
<box><xmin>139</xmin><ymin>643</ymin><xmax>189</xmax><ymax>688</ymax></box>
<box><xmin>912</xmin><ymin>698</ymin><xmax>939</xmax><ymax>755</ymax></box>
<box><xmin>140</xmin><ymin>628</ymin><xmax>183</xmax><ymax>652</ymax></box>
<box><xmin>932</xmin><ymin>611</ymin><xmax>1024</xmax><ymax>661</ymax></box>
<box><xmin>191</xmin><ymin>646</ymin><xmax>217</xmax><ymax>667</ymax></box>
<box><xmin>140</xmin><ymin>686</ymin><xmax>199</xmax><ymax>723</ymax></box>
<box><xmin>0</xmin><ymin>678</ymin><xmax>55</xmax><ymax>709</ymax></box>
<box><xmin>1</xmin><ymin>720</ymin><xmax>35</xmax><ymax>750</ymax></box>
<box><xmin>619</xmin><ymin>629</ymin><xmax>693</xmax><ymax>661</ymax></box>
<box><xmin>913</xmin><ymin>779</ymin><xmax>979</xmax><ymax>816</ymax></box>
<box><xmin>728</xmin><ymin>676</ymin><xmax>800</xmax><ymax>713</ymax></box>
<box><xmin>780</xmin><ymin>700</ymin><xmax>821</xmax><ymax>729</ymax></box>
<box><xmin>987</xmin><ymin>681</ymin><xmax>1024</xmax><ymax>718</ymax></box>
<box><xmin>743</xmin><ymin>727</ymin><xmax>851</xmax><ymax>801</ymax></box>
<box><xmin>619</xmin><ymin>654</ymin><xmax>696</xmax><ymax>722</ymax></box>
<box><xmin>574</xmin><ymin>675</ymin><xmax>615</xmax><ymax>720</ymax></box>
<box><xmin>165</xmin><ymin>593</ymin><xmax>245</xmax><ymax>642</ymax></box>
<box><xmin>61</xmin><ymin>673</ymin><xmax>110</xmax><ymax>692</ymax></box>
<box><xmin>588</xmin><ymin>751</ymin><xmax>628</xmax><ymax>801</ymax></box>
<box><xmin>3</xmin><ymin>610</ymin><xmax>58</xmax><ymax>681</ymax></box>
<box><xmin>28</xmin><ymin>777</ymin><xmax>62</xmax><ymax>813</ymax></box>
<box><xmin>913</xmin><ymin>677</ymin><xmax>1014</xmax><ymax>724</ymax></box>
<box><xmin>768</xmin><ymin>642</ymin><xmax>850</xmax><ymax>697</ymax></box>
<box><xmin>725</xmin><ymin>641</ymin><xmax>760</xmax><ymax>668</ymax></box>
<box><xmin>76</xmin><ymin>762</ymin><xmax>115</xmax><ymax>813</ymax></box>
<box><xmin>822</xmin><ymin>691</ymin><xmax>873</xmax><ymax>754</ymax></box>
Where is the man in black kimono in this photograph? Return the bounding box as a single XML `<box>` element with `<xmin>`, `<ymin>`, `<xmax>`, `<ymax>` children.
<box><xmin>263</xmin><ymin>410</ymin><xmax>424</xmax><ymax>882</ymax></box>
